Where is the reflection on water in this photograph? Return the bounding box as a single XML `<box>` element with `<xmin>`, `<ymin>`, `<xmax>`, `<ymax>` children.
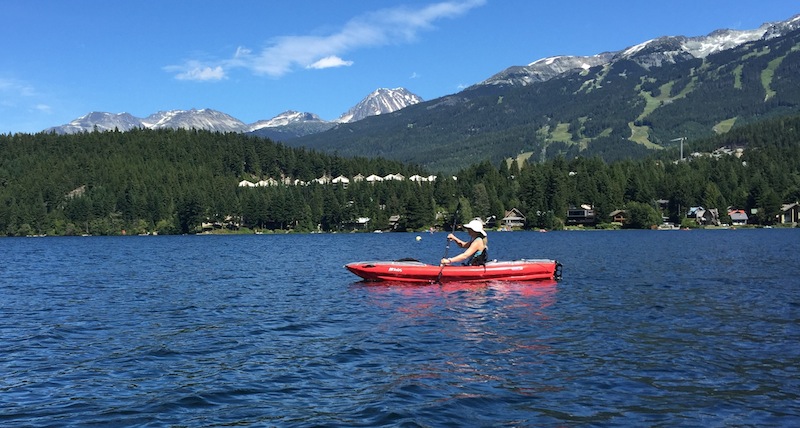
<box><xmin>358</xmin><ymin>279</ymin><xmax>558</xmax><ymax>298</ymax></box>
<box><xmin>355</xmin><ymin>280</ymin><xmax>562</xmax><ymax>422</ymax></box>
<box><xmin>358</xmin><ymin>280</ymin><xmax>558</xmax><ymax>325</ymax></box>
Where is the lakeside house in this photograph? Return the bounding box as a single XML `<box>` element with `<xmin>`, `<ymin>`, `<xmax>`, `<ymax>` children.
<box><xmin>728</xmin><ymin>209</ymin><xmax>748</xmax><ymax>226</ymax></box>
<box><xmin>780</xmin><ymin>202</ymin><xmax>799</xmax><ymax>225</ymax></box>
<box><xmin>608</xmin><ymin>209</ymin><xmax>627</xmax><ymax>224</ymax></box>
<box><xmin>687</xmin><ymin>206</ymin><xmax>721</xmax><ymax>226</ymax></box>
<box><xmin>388</xmin><ymin>215</ymin><xmax>402</xmax><ymax>231</ymax></box>
<box><xmin>343</xmin><ymin>217</ymin><xmax>370</xmax><ymax>230</ymax></box>
<box><xmin>566</xmin><ymin>204</ymin><xmax>596</xmax><ymax>226</ymax></box>
<box><xmin>332</xmin><ymin>175</ymin><xmax>350</xmax><ymax>187</ymax></box>
<box><xmin>501</xmin><ymin>208</ymin><xmax>526</xmax><ymax>229</ymax></box>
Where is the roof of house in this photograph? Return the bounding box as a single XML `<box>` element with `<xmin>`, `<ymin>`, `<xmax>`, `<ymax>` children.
<box><xmin>730</xmin><ymin>212</ymin><xmax>748</xmax><ymax>221</ymax></box>
<box><xmin>502</xmin><ymin>208</ymin><xmax>525</xmax><ymax>220</ymax></box>
<box><xmin>687</xmin><ymin>206</ymin><xmax>705</xmax><ymax>216</ymax></box>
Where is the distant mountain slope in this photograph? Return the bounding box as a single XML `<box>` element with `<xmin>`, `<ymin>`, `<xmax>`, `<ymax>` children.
<box><xmin>48</xmin><ymin>112</ymin><xmax>143</xmax><ymax>134</ymax></box>
<box><xmin>287</xmin><ymin>14</ymin><xmax>800</xmax><ymax>172</ymax></box>
<box><xmin>248</xmin><ymin>111</ymin><xmax>336</xmax><ymax>141</ymax></box>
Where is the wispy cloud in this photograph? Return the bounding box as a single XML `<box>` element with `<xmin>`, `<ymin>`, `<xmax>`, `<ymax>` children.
<box><xmin>0</xmin><ymin>77</ymin><xmax>46</xmax><ymax>113</ymax></box>
<box><xmin>0</xmin><ymin>78</ymin><xmax>56</xmax><ymax>133</ymax></box>
<box><xmin>165</xmin><ymin>0</ymin><xmax>485</xmax><ymax>81</ymax></box>
<box><xmin>163</xmin><ymin>61</ymin><xmax>227</xmax><ymax>81</ymax></box>
<box><xmin>306</xmin><ymin>56</ymin><xmax>354</xmax><ymax>70</ymax></box>
<box><xmin>0</xmin><ymin>77</ymin><xmax>37</xmax><ymax>98</ymax></box>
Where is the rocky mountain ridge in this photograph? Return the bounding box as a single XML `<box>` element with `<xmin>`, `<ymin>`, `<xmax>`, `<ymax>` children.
<box><xmin>45</xmin><ymin>87</ymin><xmax>422</xmax><ymax>135</ymax></box>
<box><xmin>480</xmin><ymin>14</ymin><xmax>800</xmax><ymax>87</ymax></box>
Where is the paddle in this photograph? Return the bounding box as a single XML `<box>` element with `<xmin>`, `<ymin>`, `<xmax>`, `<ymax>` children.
<box><xmin>435</xmin><ymin>201</ymin><xmax>460</xmax><ymax>283</ymax></box>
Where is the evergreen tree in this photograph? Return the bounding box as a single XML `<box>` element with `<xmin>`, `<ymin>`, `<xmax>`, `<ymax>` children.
<box><xmin>177</xmin><ymin>191</ymin><xmax>205</xmax><ymax>234</ymax></box>
<box><xmin>624</xmin><ymin>201</ymin><xmax>662</xmax><ymax>229</ymax></box>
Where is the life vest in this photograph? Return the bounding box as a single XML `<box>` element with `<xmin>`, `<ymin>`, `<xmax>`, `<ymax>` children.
<box><xmin>466</xmin><ymin>237</ymin><xmax>488</xmax><ymax>266</ymax></box>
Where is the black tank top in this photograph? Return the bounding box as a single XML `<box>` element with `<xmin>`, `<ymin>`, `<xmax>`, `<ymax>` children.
<box><xmin>467</xmin><ymin>237</ymin><xmax>488</xmax><ymax>266</ymax></box>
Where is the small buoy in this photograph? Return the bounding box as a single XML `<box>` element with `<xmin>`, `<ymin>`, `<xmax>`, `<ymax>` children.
<box><xmin>415</xmin><ymin>236</ymin><xmax>422</xmax><ymax>241</ymax></box>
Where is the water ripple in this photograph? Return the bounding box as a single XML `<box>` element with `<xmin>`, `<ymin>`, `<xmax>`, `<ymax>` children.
<box><xmin>1</xmin><ymin>231</ymin><xmax>799</xmax><ymax>426</ymax></box>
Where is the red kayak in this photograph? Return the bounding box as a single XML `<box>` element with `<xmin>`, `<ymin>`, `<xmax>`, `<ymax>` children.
<box><xmin>345</xmin><ymin>259</ymin><xmax>562</xmax><ymax>283</ymax></box>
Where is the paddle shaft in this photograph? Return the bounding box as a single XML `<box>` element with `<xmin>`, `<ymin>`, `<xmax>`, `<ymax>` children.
<box><xmin>436</xmin><ymin>202</ymin><xmax>460</xmax><ymax>283</ymax></box>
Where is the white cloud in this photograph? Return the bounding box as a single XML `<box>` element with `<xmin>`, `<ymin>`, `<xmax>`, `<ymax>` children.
<box><xmin>166</xmin><ymin>0</ymin><xmax>485</xmax><ymax>80</ymax></box>
<box><xmin>306</xmin><ymin>56</ymin><xmax>354</xmax><ymax>70</ymax></box>
<box><xmin>164</xmin><ymin>62</ymin><xmax>226</xmax><ymax>82</ymax></box>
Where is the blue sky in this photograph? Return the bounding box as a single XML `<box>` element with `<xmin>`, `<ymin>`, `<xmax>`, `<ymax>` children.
<box><xmin>1</xmin><ymin>1</ymin><xmax>798</xmax><ymax>134</ymax></box>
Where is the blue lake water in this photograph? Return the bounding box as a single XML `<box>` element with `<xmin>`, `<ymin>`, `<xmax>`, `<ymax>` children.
<box><xmin>1</xmin><ymin>229</ymin><xmax>799</xmax><ymax>427</ymax></box>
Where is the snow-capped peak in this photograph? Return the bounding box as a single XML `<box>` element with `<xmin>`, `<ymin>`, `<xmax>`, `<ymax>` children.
<box><xmin>248</xmin><ymin>111</ymin><xmax>325</xmax><ymax>131</ymax></box>
<box><xmin>335</xmin><ymin>87</ymin><xmax>423</xmax><ymax>123</ymax></box>
<box><xmin>44</xmin><ymin>111</ymin><xmax>142</xmax><ymax>134</ymax></box>
<box><xmin>139</xmin><ymin>109</ymin><xmax>247</xmax><ymax>133</ymax></box>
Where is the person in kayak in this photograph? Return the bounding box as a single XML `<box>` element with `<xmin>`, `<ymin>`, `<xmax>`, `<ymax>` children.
<box><xmin>440</xmin><ymin>218</ymin><xmax>488</xmax><ymax>266</ymax></box>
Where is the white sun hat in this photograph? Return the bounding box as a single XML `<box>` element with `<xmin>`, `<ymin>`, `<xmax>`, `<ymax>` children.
<box><xmin>463</xmin><ymin>218</ymin><xmax>487</xmax><ymax>236</ymax></box>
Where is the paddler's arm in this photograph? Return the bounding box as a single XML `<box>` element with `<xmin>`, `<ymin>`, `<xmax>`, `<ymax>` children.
<box><xmin>447</xmin><ymin>233</ymin><xmax>467</xmax><ymax>248</ymax></box>
<box><xmin>441</xmin><ymin>240</ymin><xmax>480</xmax><ymax>265</ymax></box>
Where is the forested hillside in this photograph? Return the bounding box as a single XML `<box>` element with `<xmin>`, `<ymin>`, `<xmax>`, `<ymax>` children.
<box><xmin>1</xmin><ymin>114</ymin><xmax>798</xmax><ymax>237</ymax></box>
<box><xmin>0</xmin><ymin>129</ymin><xmax>424</xmax><ymax>236</ymax></box>
<box><xmin>288</xmin><ymin>27</ymin><xmax>800</xmax><ymax>172</ymax></box>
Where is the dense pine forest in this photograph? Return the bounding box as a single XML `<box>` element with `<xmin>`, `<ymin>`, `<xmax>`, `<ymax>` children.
<box><xmin>1</xmin><ymin>114</ymin><xmax>798</xmax><ymax>236</ymax></box>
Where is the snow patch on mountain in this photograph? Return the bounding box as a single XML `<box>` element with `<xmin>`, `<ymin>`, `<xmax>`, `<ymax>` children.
<box><xmin>141</xmin><ymin>109</ymin><xmax>247</xmax><ymax>133</ymax></box>
<box><xmin>482</xmin><ymin>14</ymin><xmax>800</xmax><ymax>87</ymax></box>
<box><xmin>484</xmin><ymin>53</ymin><xmax>614</xmax><ymax>87</ymax></box>
<box><xmin>248</xmin><ymin>111</ymin><xmax>326</xmax><ymax>131</ymax></box>
<box><xmin>50</xmin><ymin>112</ymin><xmax>142</xmax><ymax>134</ymax></box>
<box><xmin>335</xmin><ymin>88</ymin><xmax>423</xmax><ymax>123</ymax></box>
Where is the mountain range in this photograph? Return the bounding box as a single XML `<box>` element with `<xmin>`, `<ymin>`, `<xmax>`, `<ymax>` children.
<box><xmin>287</xmin><ymin>13</ymin><xmax>800</xmax><ymax>171</ymax></box>
<box><xmin>45</xmin><ymin>87</ymin><xmax>423</xmax><ymax>136</ymax></box>
<box><xmin>480</xmin><ymin>16</ymin><xmax>800</xmax><ymax>89</ymax></box>
<box><xmin>45</xmin><ymin>14</ymin><xmax>800</xmax><ymax>172</ymax></box>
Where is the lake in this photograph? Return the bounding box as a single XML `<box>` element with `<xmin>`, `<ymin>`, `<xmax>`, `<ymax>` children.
<box><xmin>1</xmin><ymin>229</ymin><xmax>798</xmax><ymax>426</ymax></box>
